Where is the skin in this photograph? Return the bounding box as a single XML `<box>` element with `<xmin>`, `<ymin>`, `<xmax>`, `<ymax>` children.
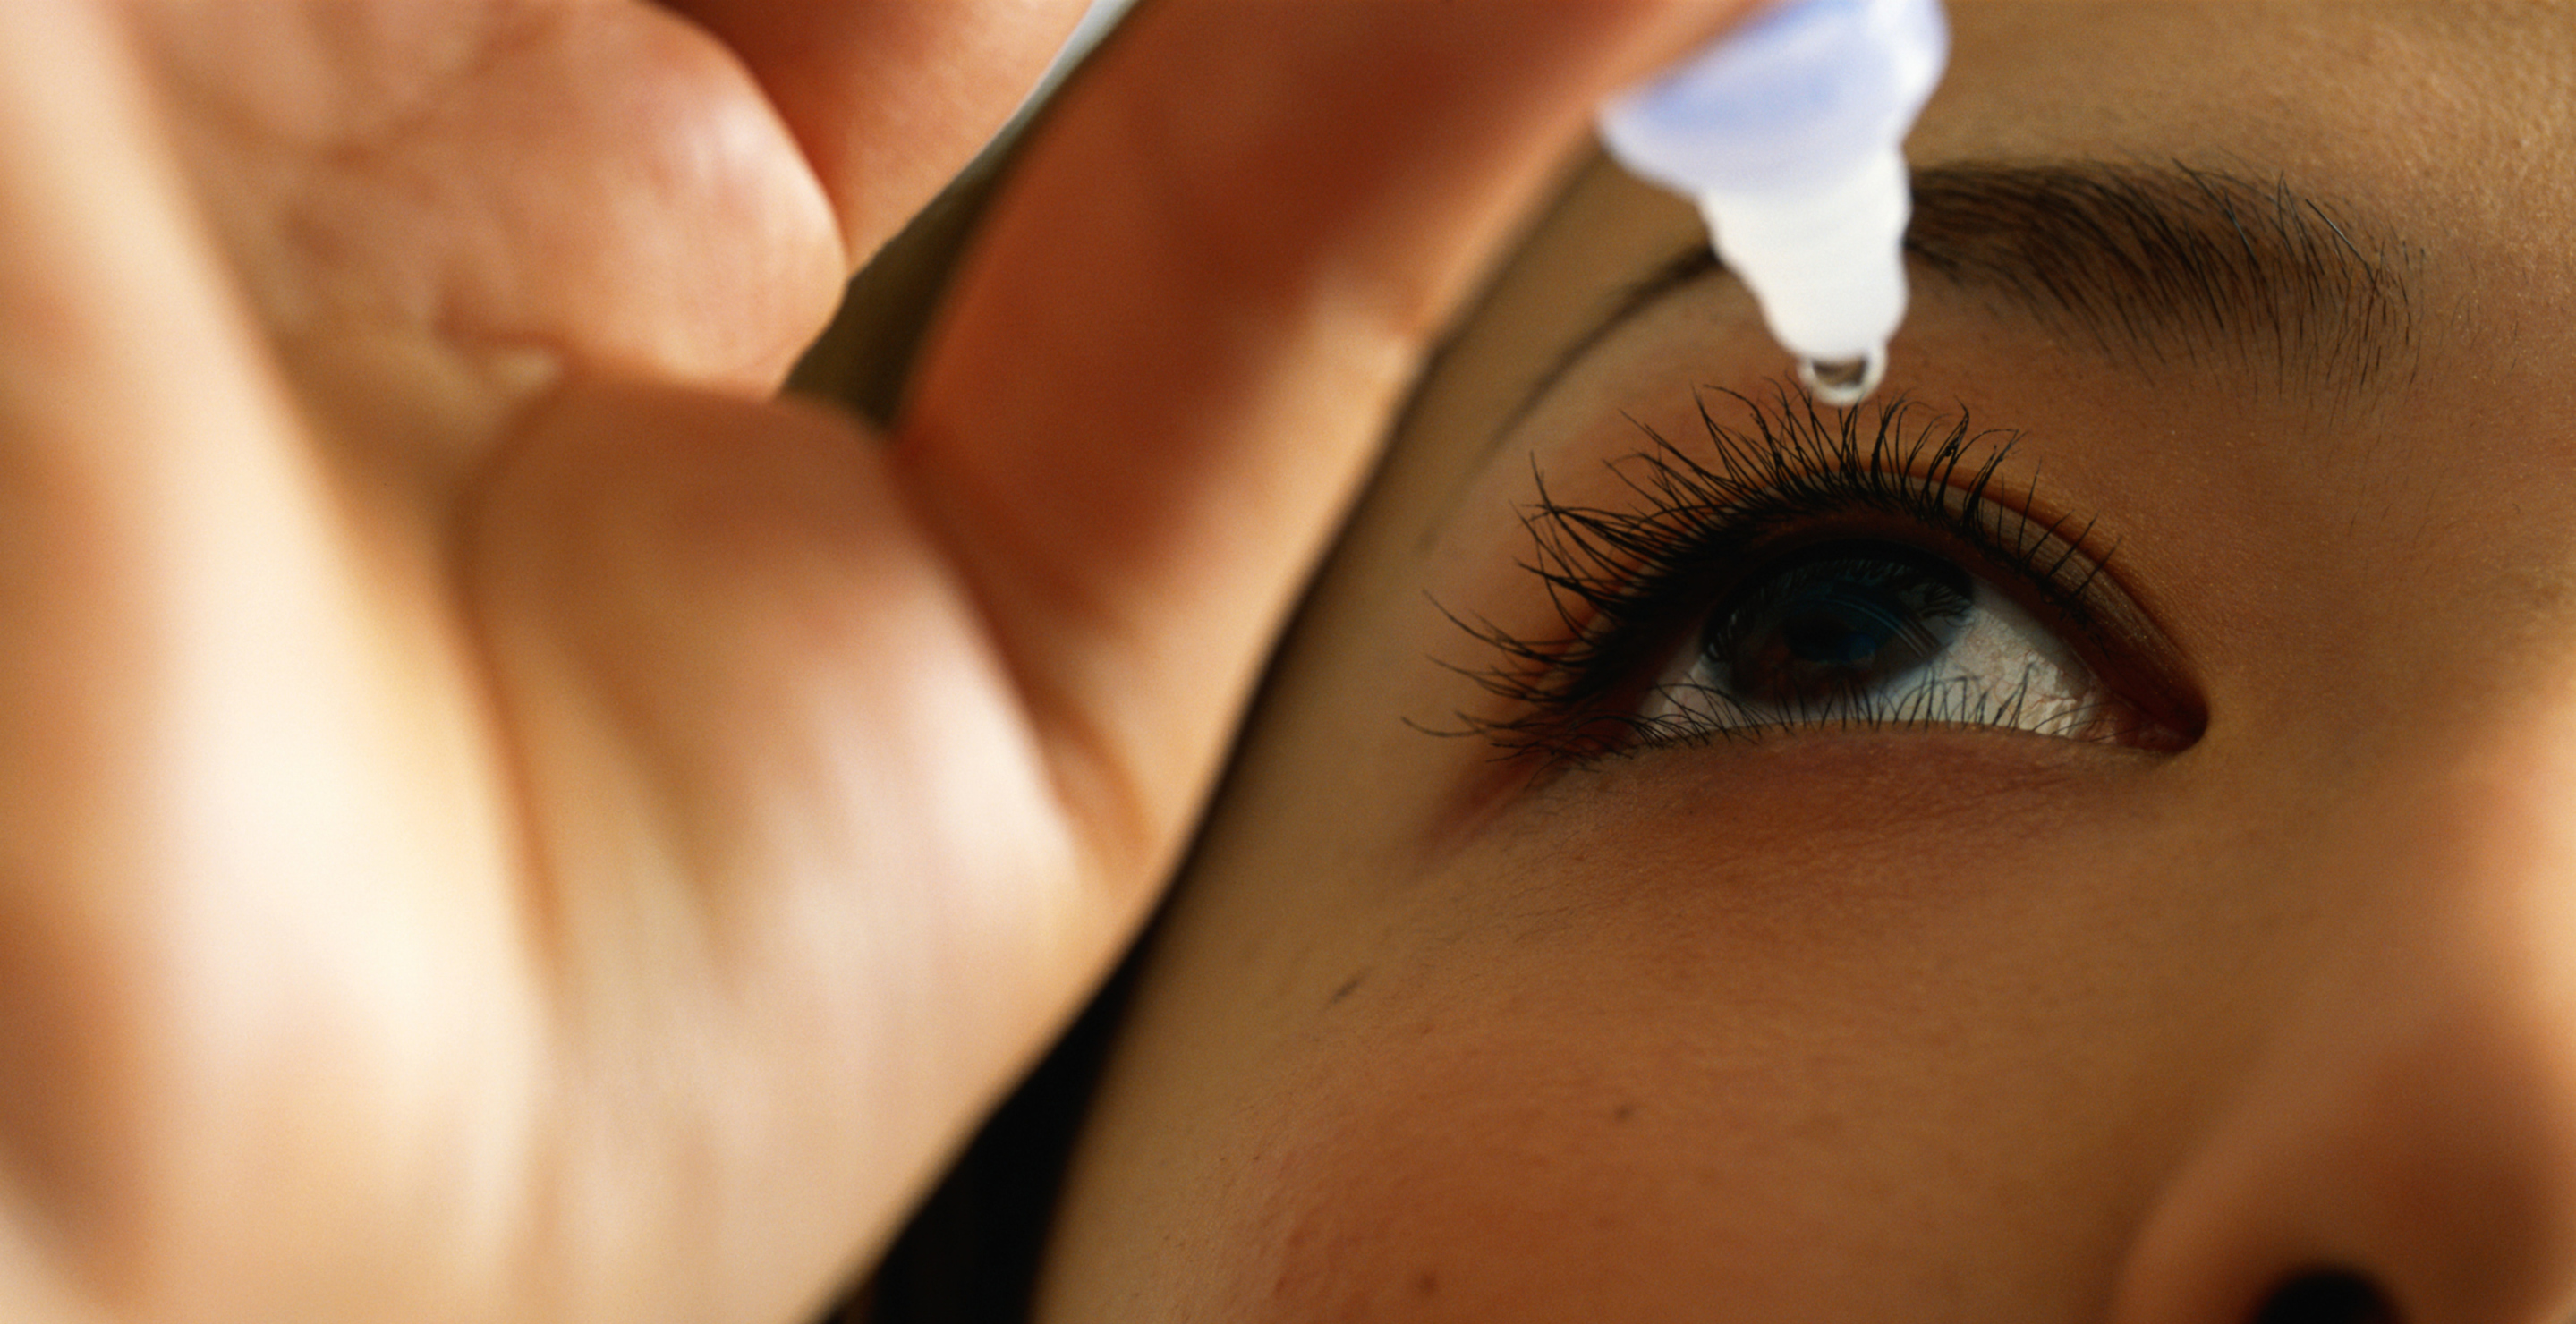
<box><xmin>1038</xmin><ymin>5</ymin><xmax>2576</xmax><ymax>1322</ymax></box>
<box><xmin>0</xmin><ymin>2</ymin><xmax>1752</xmax><ymax>1322</ymax></box>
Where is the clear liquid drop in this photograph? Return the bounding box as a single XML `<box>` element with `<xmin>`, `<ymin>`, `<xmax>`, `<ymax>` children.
<box><xmin>1798</xmin><ymin>348</ymin><xmax>1887</xmax><ymax>407</ymax></box>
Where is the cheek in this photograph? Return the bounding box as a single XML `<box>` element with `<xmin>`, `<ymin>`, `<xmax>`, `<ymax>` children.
<box><xmin>1075</xmin><ymin>743</ymin><xmax>2235</xmax><ymax>1323</ymax></box>
<box><xmin>1185</xmin><ymin>1004</ymin><xmax>1894</xmax><ymax>1321</ymax></box>
<box><xmin>1159</xmin><ymin>914</ymin><xmax>2130</xmax><ymax>1323</ymax></box>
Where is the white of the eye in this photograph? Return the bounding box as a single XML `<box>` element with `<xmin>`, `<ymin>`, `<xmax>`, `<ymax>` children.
<box><xmin>1642</xmin><ymin>576</ymin><xmax>2104</xmax><ymax>737</ymax></box>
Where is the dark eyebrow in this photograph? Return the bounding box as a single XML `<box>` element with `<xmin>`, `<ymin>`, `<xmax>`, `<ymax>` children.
<box><xmin>1909</xmin><ymin>161</ymin><xmax>2417</xmax><ymax>387</ymax></box>
<box><xmin>1509</xmin><ymin>159</ymin><xmax>2419</xmax><ymax>425</ymax></box>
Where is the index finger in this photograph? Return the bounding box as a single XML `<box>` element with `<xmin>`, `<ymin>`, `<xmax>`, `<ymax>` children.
<box><xmin>668</xmin><ymin>0</ymin><xmax>1092</xmax><ymax>269</ymax></box>
<box><xmin>897</xmin><ymin>0</ymin><xmax>1755</xmax><ymax>884</ymax></box>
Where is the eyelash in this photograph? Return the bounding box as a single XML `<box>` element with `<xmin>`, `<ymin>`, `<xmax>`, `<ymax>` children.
<box><xmin>1450</xmin><ymin>385</ymin><xmax>2125</xmax><ymax>760</ymax></box>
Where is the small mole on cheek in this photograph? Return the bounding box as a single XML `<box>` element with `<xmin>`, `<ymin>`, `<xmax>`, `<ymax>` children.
<box><xmin>1612</xmin><ymin>1102</ymin><xmax>1639</xmax><ymax>1123</ymax></box>
<box><xmin>1414</xmin><ymin>1270</ymin><xmax>1439</xmax><ymax>1297</ymax></box>
<box><xmin>1324</xmin><ymin>970</ymin><xmax>1368</xmax><ymax>1008</ymax></box>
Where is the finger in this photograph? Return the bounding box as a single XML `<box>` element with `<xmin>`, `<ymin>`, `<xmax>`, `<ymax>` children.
<box><xmin>139</xmin><ymin>2</ymin><xmax>846</xmax><ymax>394</ymax></box>
<box><xmin>899</xmin><ymin>0</ymin><xmax>1756</xmax><ymax>879</ymax></box>
<box><xmin>666</xmin><ymin>0</ymin><xmax>1094</xmax><ymax>269</ymax></box>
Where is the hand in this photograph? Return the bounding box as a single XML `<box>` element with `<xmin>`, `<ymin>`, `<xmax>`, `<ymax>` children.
<box><xmin>0</xmin><ymin>2</ymin><xmax>1742</xmax><ymax>1320</ymax></box>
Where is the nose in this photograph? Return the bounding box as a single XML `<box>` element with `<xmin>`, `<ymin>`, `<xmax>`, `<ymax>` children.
<box><xmin>2111</xmin><ymin>715</ymin><xmax>2576</xmax><ymax>1324</ymax></box>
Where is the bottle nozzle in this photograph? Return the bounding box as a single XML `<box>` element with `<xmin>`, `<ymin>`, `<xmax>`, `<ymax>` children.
<box><xmin>1600</xmin><ymin>0</ymin><xmax>1950</xmax><ymax>407</ymax></box>
<box><xmin>1798</xmin><ymin>350</ymin><xmax>1884</xmax><ymax>408</ymax></box>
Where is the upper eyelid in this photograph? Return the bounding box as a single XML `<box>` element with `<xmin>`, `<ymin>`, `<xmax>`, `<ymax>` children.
<box><xmin>1540</xmin><ymin>468</ymin><xmax>2108</xmax><ymax>726</ymax></box>
<box><xmin>1446</xmin><ymin>388</ymin><xmax>2022</xmax><ymax>750</ymax></box>
<box><xmin>1443</xmin><ymin>386</ymin><xmax>2196</xmax><ymax>760</ymax></box>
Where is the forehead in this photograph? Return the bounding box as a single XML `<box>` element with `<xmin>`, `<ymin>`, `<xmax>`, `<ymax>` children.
<box><xmin>1925</xmin><ymin>3</ymin><xmax>2576</xmax><ymax>364</ymax></box>
<box><xmin>1893</xmin><ymin>3</ymin><xmax>2576</xmax><ymax>515</ymax></box>
<box><xmin>1928</xmin><ymin>5</ymin><xmax>2570</xmax><ymax>137</ymax></box>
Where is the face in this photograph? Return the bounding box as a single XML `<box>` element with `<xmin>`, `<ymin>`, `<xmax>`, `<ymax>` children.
<box><xmin>1035</xmin><ymin>6</ymin><xmax>2576</xmax><ymax>1321</ymax></box>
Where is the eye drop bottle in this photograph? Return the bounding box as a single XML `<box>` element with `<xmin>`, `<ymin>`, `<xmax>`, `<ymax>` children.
<box><xmin>1599</xmin><ymin>0</ymin><xmax>1950</xmax><ymax>405</ymax></box>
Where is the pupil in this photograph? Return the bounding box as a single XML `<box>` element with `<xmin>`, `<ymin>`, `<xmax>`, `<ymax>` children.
<box><xmin>1782</xmin><ymin>585</ymin><xmax>1910</xmax><ymax>667</ymax></box>
<box><xmin>1705</xmin><ymin>542</ymin><xmax>1974</xmax><ymax>708</ymax></box>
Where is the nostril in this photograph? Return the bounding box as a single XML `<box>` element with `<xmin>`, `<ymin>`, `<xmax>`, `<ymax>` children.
<box><xmin>2251</xmin><ymin>1271</ymin><xmax>2395</xmax><ymax>1324</ymax></box>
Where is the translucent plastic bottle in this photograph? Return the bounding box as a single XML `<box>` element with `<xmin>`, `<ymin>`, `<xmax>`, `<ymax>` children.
<box><xmin>1599</xmin><ymin>0</ymin><xmax>1950</xmax><ymax>406</ymax></box>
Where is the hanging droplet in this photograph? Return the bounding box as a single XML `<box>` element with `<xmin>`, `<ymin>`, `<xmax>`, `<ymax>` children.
<box><xmin>1798</xmin><ymin>347</ymin><xmax>1887</xmax><ymax>408</ymax></box>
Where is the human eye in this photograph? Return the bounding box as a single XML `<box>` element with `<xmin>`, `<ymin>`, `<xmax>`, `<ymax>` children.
<box><xmin>1456</xmin><ymin>386</ymin><xmax>2204</xmax><ymax>760</ymax></box>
